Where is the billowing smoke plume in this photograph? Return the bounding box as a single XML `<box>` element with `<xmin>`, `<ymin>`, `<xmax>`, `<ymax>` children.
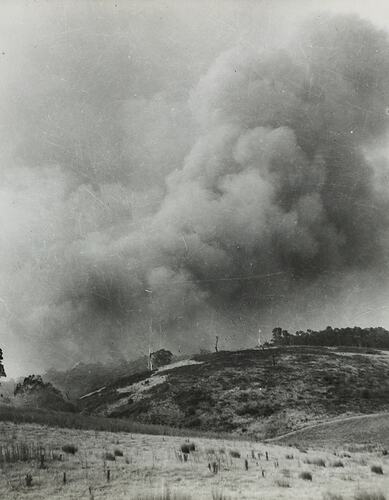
<box><xmin>2</xmin><ymin>7</ymin><xmax>389</xmax><ymax>374</ymax></box>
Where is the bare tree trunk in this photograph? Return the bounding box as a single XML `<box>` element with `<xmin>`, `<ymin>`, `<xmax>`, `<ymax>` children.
<box><xmin>148</xmin><ymin>321</ymin><xmax>153</xmax><ymax>371</ymax></box>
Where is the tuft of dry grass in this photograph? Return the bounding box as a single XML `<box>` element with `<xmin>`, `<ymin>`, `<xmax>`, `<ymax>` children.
<box><xmin>305</xmin><ymin>457</ymin><xmax>326</xmax><ymax>467</ymax></box>
<box><xmin>275</xmin><ymin>478</ymin><xmax>290</xmax><ymax>488</ymax></box>
<box><xmin>331</xmin><ymin>460</ymin><xmax>344</xmax><ymax>468</ymax></box>
<box><xmin>211</xmin><ymin>489</ymin><xmax>232</xmax><ymax>500</ymax></box>
<box><xmin>323</xmin><ymin>493</ymin><xmax>344</xmax><ymax>500</ymax></box>
<box><xmin>354</xmin><ymin>491</ymin><xmax>386</xmax><ymax>500</ymax></box>
<box><xmin>281</xmin><ymin>468</ymin><xmax>291</xmax><ymax>478</ymax></box>
<box><xmin>0</xmin><ymin>442</ymin><xmax>49</xmax><ymax>463</ymax></box>
<box><xmin>134</xmin><ymin>493</ymin><xmax>192</xmax><ymax>500</ymax></box>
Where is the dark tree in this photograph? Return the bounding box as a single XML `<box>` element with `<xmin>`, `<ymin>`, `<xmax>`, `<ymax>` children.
<box><xmin>271</xmin><ymin>327</ymin><xmax>283</xmax><ymax>345</ymax></box>
<box><xmin>150</xmin><ymin>349</ymin><xmax>173</xmax><ymax>369</ymax></box>
<box><xmin>0</xmin><ymin>348</ymin><xmax>5</xmax><ymax>379</ymax></box>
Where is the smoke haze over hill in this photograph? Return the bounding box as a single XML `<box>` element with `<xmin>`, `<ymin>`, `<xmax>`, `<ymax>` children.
<box><xmin>2</xmin><ymin>1</ymin><xmax>389</xmax><ymax>377</ymax></box>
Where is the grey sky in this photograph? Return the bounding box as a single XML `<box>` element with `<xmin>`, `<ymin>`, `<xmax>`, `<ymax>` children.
<box><xmin>1</xmin><ymin>1</ymin><xmax>389</xmax><ymax>378</ymax></box>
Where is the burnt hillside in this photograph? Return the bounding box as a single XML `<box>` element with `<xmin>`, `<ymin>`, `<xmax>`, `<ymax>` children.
<box><xmin>80</xmin><ymin>346</ymin><xmax>389</xmax><ymax>439</ymax></box>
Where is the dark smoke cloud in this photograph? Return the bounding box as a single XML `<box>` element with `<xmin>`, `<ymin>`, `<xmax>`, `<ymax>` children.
<box><xmin>2</xmin><ymin>4</ymin><xmax>389</xmax><ymax>375</ymax></box>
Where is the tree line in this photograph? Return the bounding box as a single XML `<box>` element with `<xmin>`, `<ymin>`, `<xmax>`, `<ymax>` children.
<box><xmin>270</xmin><ymin>326</ymin><xmax>389</xmax><ymax>349</ymax></box>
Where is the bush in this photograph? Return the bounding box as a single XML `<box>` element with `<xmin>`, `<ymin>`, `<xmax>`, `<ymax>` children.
<box><xmin>62</xmin><ymin>444</ymin><xmax>78</xmax><ymax>455</ymax></box>
<box><xmin>229</xmin><ymin>450</ymin><xmax>241</xmax><ymax>458</ymax></box>
<box><xmin>371</xmin><ymin>465</ymin><xmax>383</xmax><ymax>475</ymax></box>
<box><xmin>104</xmin><ymin>452</ymin><xmax>116</xmax><ymax>461</ymax></box>
<box><xmin>114</xmin><ymin>449</ymin><xmax>123</xmax><ymax>457</ymax></box>
<box><xmin>299</xmin><ymin>471</ymin><xmax>312</xmax><ymax>481</ymax></box>
<box><xmin>180</xmin><ymin>442</ymin><xmax>196</xmax><ymax>454</ymax></box>
<box><xmin>331</xmin><ymin>460</ymin><xmax>344</xmax><ymax>468</ymax></box>
<box><xmin>354</xmin><ymin>492</ymin><xmax>386</xmax><ymax>500</ymax></box>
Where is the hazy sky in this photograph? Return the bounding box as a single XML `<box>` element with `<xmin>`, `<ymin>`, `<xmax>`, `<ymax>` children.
<box><xmin>2</xmin><ymin>0</ymin><xmax>389</xmax><ymax>379</ymax></box>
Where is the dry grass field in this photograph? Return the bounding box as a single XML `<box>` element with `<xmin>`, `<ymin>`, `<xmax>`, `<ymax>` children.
<box><xmin>0</xmin><ymin>420</ymin><xmax>388</xmax><ymax>500</ymax></box>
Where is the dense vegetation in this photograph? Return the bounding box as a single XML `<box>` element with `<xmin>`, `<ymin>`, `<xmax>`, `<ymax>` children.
<box><xmin>270</xmin><ymin>326</ymin><xmax>389</xmax><ymax>349</ymax></box>
<box><xmin>0</xmin><ymin>406</ymin><xmax>230</xmax><ymax>440</ymax></box>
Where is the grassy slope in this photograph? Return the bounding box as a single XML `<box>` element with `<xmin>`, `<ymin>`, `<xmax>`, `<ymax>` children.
<box><xmin>80</xmin><ymin>347</ymin><xmax>389</xmax><ymax>439</ymax></box>
<box><xmin>268</xmin><ymin>412</ymin><xmax>389</xmax><ymax>448</ymax></box>
<box><xmin>1</xmin><ymin>420</ymin><xmax>388</xmax><ymax>500</ymax></box>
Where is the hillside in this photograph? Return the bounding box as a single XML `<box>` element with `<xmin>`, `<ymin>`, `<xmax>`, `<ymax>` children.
<box><xmin>268</xmin><ymin>412</ymin><xmax>389</xmax><ymax>448</ymax></box>
<box><xmin>80</xmin><ymin>346</ymin><xmax>389</xmax><ymax>439</ymax></box>
<box><xmin>13</xmin><ymin>375</ymin><xmax>76</xmax><ymax>413</ymax></box>
<box><xmin>43</xmin><ymin>357</ymin><xmax>149</xmax><ymax>400</ymax></box>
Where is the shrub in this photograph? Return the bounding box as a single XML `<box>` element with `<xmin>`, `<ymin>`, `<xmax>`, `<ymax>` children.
<box><xmin>229</xmin><ymin>450</ymin><xmax>241</xmax><ymax>458</ymax></box>
<box><xmin>180</xmin><ymin>443</ymin><xmax>195</xmax><ymax>454</ymax></box>
<box><xmin>331</xmin><ymin>460</ymin><xmax>344</xmax><ymax>468</ymax></box>
<box><xmin>371</xmin><ymin>465</ymin><xmax>383</xmax><ymax>475</ymax></box>
<box><xmin>299</xmin><ymin>471</ymin><xmax>312</xmax><ymax>481</ymax></box>
<box><xmin>62</xmin><ymin>444</ymin><xmax>78</xmax><ymax>455</ymax></box>
<box><xmin>354</xmin><ymin>492</ymin><xmax>386</xmax><ymax>500</ymax></box>
<box><xmin>104</xmin><ymin>452</ymin><xmax>116</xmax><ymax>461</ymax></box>
<box><xmin>114</xmin><ymin>449</ymin><xmax>123</xmax><ymax>457</ymax></box>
